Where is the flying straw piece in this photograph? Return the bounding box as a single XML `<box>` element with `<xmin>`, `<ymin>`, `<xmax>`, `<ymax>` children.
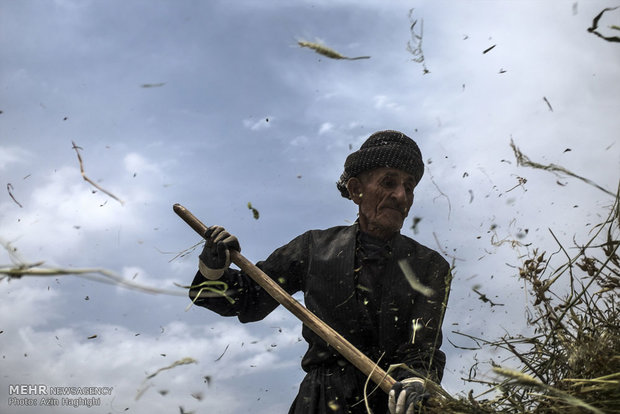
<box><xmin>141</xmin><ymin>82</ymin><xmax>166</xmax><ymax>88</ymax></box>
<box><xmin>0</xmin><ymin>239</ymin><xmax>190</xmax><ymax>296</ymax></box>
<box><xmin>247</xmin><ymin>201</ymin><xmax>260</xmax><ymax>219</ymax></box>
<box><xmin>482</xmin><ymin>44</ymin><xmax>496</xmax><ymax>54</ymax></box>
<box><xmin>145</xmin><ymin>357</ymin><xmax>197</xmax><ymax>380</ymax></box>
<box><xmin>136</xmin><ymin>358</ymin><xmax>198</xmax><ymax>400</ymax></box>
<box><xmin>406</xmin><ymin>9</ymin><xmax>430</xmax><ymax>74</ymax></box>
<box><xmin>587</xmin><ymin>6</ymin><xmax>620</xmax><ymax>42</ymax></box>
<box><xmin>298</xmin><ymin>40</ymin><xmax>370</xmax><ymax>60</ymax></box>
<box><xmin>398</xmin><ymin>259</ymin><xmax>434</xmax><ymax>297</ymax></box>
<box><xmin>72</xmin><ymin>141</ymin><xmax>125</xmax><ymax>205</ymax></box>
<box><xmin>510</xmin><ymin>138</ymin><xmax>615</xmax><ymax>196</ymax></box>
<box><xmin>6</xmin><ymin>183</ymin><xmax>22</xmax><ymax>208</ymax></box>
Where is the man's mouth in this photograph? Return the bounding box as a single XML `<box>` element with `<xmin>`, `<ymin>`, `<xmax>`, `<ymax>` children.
<box><xmin>383</xmin><ymin>206</ymin><xmax>406</xmax><ymax>217</ymax></box>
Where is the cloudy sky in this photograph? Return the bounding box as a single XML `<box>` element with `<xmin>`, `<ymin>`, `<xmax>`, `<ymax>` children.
<box><xmin>1</xmin><ymin>1</ymin><xmax>619</xmax><ymax>413</ymax></box>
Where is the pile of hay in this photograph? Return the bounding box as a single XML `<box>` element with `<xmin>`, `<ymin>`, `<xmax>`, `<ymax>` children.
<box><xmin>426</xmin><ymin>187</ymin><xmax>619</xmax><ymax>414</ymax></box>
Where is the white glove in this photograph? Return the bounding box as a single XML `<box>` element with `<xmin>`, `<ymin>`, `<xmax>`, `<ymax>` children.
<box><xmin>198</xmin><ymin>225</ymin><xmax>240</xmax><ymax>280</ymax></box>
<box><xmin>388</xmin><ymin>377</ymin><xmax>429</xmax><ymax>414</ymax></box>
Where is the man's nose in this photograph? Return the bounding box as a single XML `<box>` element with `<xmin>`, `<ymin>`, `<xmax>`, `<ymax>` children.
<box><xmin>391</xmin><ymin>184</ymin><xmax>409</xmax><ymax>202</ymax></box>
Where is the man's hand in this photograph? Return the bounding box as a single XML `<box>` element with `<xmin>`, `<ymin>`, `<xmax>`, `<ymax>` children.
<box><xmin>388</xmin><ymin>378</ymin><xmax>430</xmax><ymax>414</ymax></box>
<box><xmin>198</xmin><ymin>225</ymin><xmax>240</xmax><ymax>280</ymax></box>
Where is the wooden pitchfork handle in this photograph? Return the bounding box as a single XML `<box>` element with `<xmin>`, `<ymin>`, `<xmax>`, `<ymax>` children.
<box><xmin>173</xmin><ymin>203</ymin><xmax>397</xmax><ymax>394</ymax></box>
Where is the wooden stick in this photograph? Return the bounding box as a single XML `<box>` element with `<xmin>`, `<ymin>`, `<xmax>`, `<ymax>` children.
<box><xmin>173</xmin><ymin>203</ymin><xmax>396</xmax><ymax>394</ymax></box>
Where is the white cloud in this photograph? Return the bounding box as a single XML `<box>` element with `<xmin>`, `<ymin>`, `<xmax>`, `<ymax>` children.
<box><xmin>0</xmin><ymin>166</ymin><xmax>139</xmax><ymax>263</ymax></box>
<box><xmin>115</xmin><ymin>266</ymin><xmax>186</xmax><ymax>297</ymax></box>
<box><xmin>373</xmin><ymin>95</ymin><xmax>403</xmax><ymax>111</ymax></box>
<box><xmin>318</xmin><ymin>122</ymin><xmax>333</xmax><ymax>135</ymax></box>
<box><xmin>0</xmin><ymin>147</ymin><xmax>176</xmax><ymax>267</ymax></box>
<box><xmin>242</xmin><ymin>116</ymin><xmax>273</xmax><ymax>131</ymax></box>
<box><xmin>0</xmin><ymin>280</ymin><xmax>303</xmax><ymax>413</ymax></box>
<box><xmin>1</xmin><ymin>322</ymin><xmax>242</xmax><ymax>413</ymax></box>
<box><xmin>123</xmin><ymin>152</ymin><xmax>161</xmax><ymax>177</ymax></box>
<box><xmin>0</xmin><ymin>284</ymin><xmax>61</xmax><ymax>331</ymax></box>
<box><xmin>0</xmin><ymin>146</ymin><xmax>32</xmax><ymax>170</ymax></box>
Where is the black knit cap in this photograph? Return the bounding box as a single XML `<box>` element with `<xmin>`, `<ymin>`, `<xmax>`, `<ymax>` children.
<box><xmin>336</xmin><ymin>130</ymin><xmax>424</xmax><ymax>198</ymax></box>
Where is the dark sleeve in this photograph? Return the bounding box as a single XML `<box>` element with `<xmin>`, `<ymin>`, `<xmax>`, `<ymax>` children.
<box><xmin>188</xmin><ymin>232</ymin><xmax>309</xmax><ymax>323</ymax></box>
<box><xmin>393</xmin><ymin>253</ymin><xmax>452</xmax><ymax>383</ymax></box>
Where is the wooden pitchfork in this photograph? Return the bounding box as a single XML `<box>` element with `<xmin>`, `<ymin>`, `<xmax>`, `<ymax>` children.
<box><xmin>173</xmin><ymin>203</ymin><xmax>397</xmax><ymax>394</ymax></box>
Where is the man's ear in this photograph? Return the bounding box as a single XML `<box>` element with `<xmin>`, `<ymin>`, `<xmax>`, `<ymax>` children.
<box><xmin>347</xmin><ymin>177</ymin><xmax>363</xmax><ymax>205</ymax></box>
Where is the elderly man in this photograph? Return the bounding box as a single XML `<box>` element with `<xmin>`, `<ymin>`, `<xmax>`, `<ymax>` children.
<box><xmin>189</xmin><ymin>130</ymin><xmax>451</xmax><ymax>414</ymax></box>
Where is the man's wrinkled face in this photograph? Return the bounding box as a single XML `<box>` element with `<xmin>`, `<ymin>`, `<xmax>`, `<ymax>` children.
<box><xmin>347</xmin><ymin>167</ymin><xmax>417</xmax><ymax>240</ymax></box>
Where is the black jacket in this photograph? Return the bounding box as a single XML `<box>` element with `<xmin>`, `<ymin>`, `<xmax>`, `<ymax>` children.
<box><xmin>189</xmin><ymin>224</ymin><xmax>451</xmax><ymax>413</ymax></box>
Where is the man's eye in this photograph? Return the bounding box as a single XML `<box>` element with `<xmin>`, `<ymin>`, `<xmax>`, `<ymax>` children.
<box><xmin>382</xmin><ymin>179</ymin><xmax>396</xmax><ymax>188</ymax></box>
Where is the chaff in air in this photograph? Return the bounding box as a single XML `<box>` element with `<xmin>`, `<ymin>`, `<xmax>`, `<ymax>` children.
<box><xmin>297</xmin><ymin>40</ymin><xmax>370</xmax><ymax>61</ymax></box>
